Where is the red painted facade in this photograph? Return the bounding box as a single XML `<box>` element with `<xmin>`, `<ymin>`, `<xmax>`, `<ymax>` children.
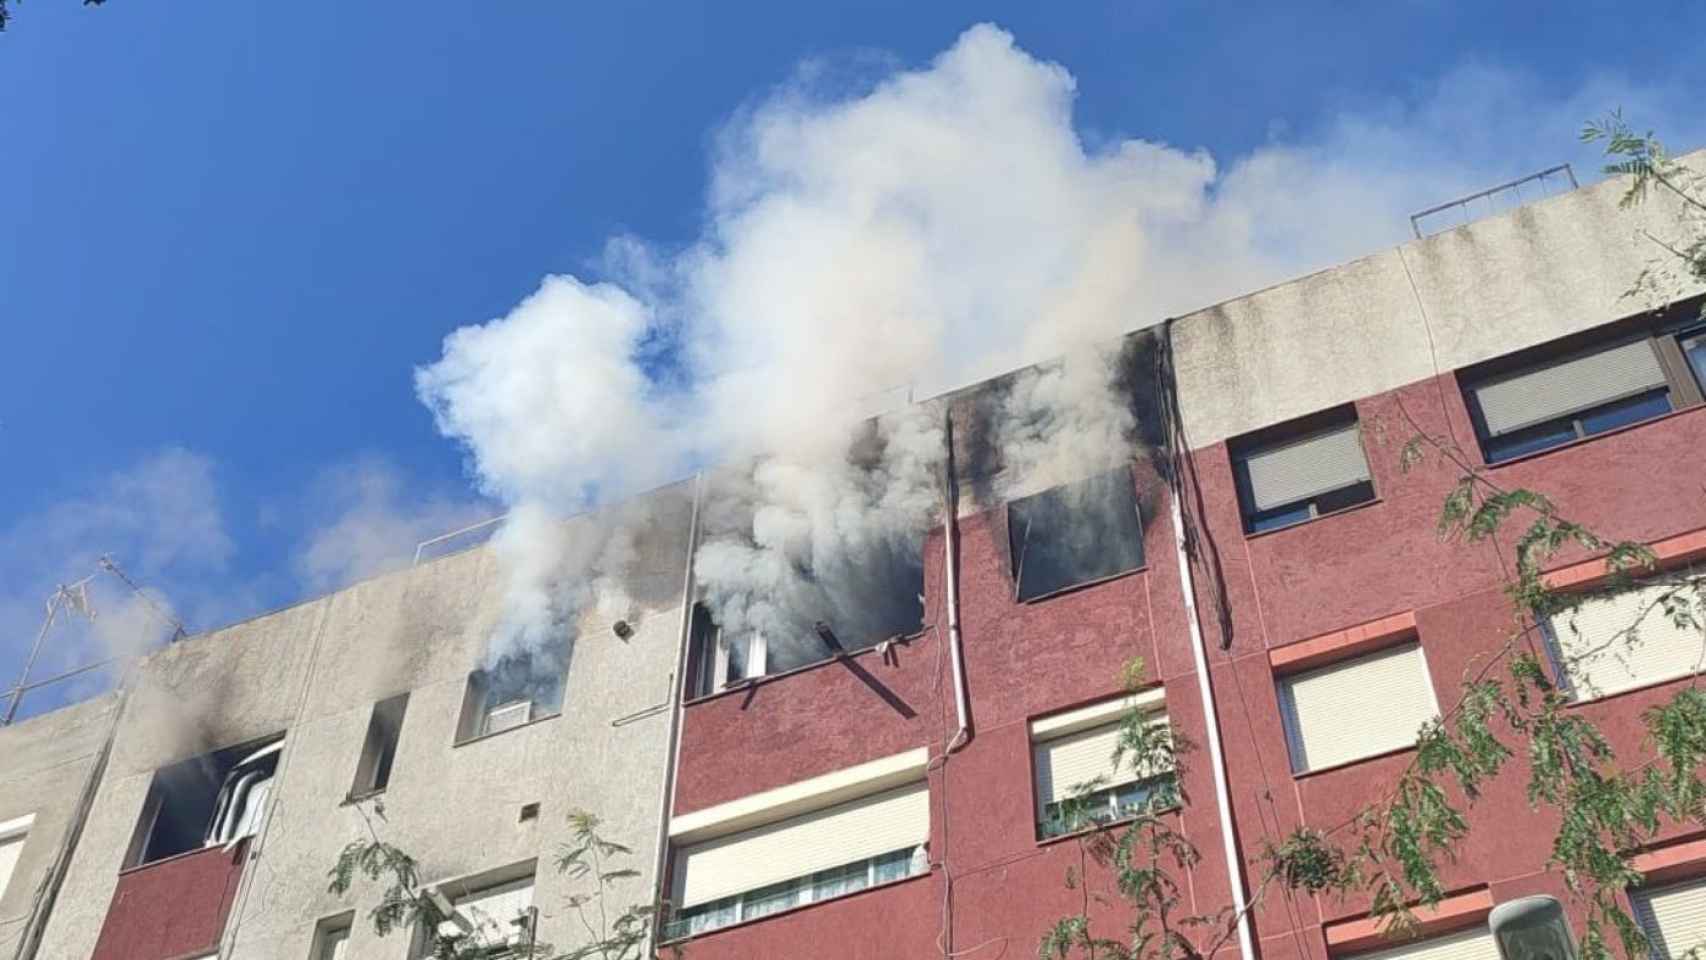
<box><xmin>668</xmin><ymin>365</ymin><xmax>1706</xmax><ymax>959</ymax></box>
<box><xmin>90</xmin><ymin>841</ymin><xmax>248</xmax><ymax>960</ymax></box>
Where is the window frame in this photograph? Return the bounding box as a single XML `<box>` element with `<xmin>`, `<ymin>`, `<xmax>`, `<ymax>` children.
<box><xmin>308</xmin><ymin>910</ymin><xmax>354</xmax><ymax>960</ymax></box>
<box><xmin>0</xmin><ymin>812</ymin><xmax>34</xmax><ymax>903</ymax></box>
<box><xmin>348</xmin><ymin>692</ymin><xmax>409</xmax><ymax>801</ymax></box>
<box><xmin>662</xmin><ymin>845</ymin><xmax>926</xmax><ymax>941</ymax></box>
<box><xmin>1275</xmin><ymin>638</ymin><xmax>1441</xmax><ymax>775</ymax></box>
<box><xmin>1458</xmin><ymin>307</ymin><xmax>1706</xmax><ymax>466</ymax></box>
<box><xmin>1630</xmin><ymin>872</ymin><xmax>1706</xmax><ymax>960</ymax></box>
<box><xmin>1229</xmin><ymin>404</ymin><xmax>1376</xmax><ymax>535</ymax></box>
<box><xmin>1537</xmin><ymin>573</ymin><xmax>1706</xmax><ymax>704</ymax></box>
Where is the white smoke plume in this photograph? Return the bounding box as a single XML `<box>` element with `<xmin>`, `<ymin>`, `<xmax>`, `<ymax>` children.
<box><xmin>416</xmin><ymin>24</ymin><xmax>1701</xmax><ymax>669</ymax></box>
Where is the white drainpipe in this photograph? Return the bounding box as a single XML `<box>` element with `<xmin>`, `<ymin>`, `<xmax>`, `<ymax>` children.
<box><xmin>1170</xmin><ymin>492</ymin><xmax>1257</xmax><ymax>960</ymax></box>
<box><xmin>941</xmin><ymin>417</ymin><xmax>971</xmax><ymax>753</ymax></box>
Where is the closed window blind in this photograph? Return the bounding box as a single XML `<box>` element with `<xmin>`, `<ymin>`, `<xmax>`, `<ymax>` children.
<box><xmin>1473</xmin><ymin>339</ymin><xmax>1667</xmax><ymax>437</ymax></box>
<box><xmin>1243</xmin><ymin>423</ymin><xmax>1370</xmax><ymax>512</ymax></box>
<box><xmin>1032</xmin><ymin>715</ymin><xmax>1169</xmax><ymax>817</ymax></box>
<box><xmin>672</xmin><ymin>781</ymin><xmax>929</xmax><ymax>910</ymax></box>
<box><xmin>1546</xmin><ymin>581</ymin><xmax>1706</xmax><ymax>701</ymax></box>
<box><xmin>1278</xmin><ymin>642</ymin><xmax>1439</xmax><ymax>773</ymax></box>
<box><xmin>1346</xmin><ymin>927</ymin><xmax>1502</xmax><ymax>960</ymax></box>
<box><xmin>1634</xmin><ymin>876</ymin><xmax>1706</xmax><ymax>960</ymax></box>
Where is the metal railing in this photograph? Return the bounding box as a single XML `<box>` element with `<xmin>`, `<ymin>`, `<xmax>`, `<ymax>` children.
<box><xmin>412</xmin><ymin>514</ymin><xmax>507</xmax><ymax>565</ymax></box>
<box><xmin>1410</xmin><ymin>163</ymin><xmax>1579</xmax><ymax>239</ymax></box>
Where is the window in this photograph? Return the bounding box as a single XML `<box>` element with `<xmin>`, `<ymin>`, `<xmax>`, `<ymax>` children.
<box><xmin>350</xmin><ymin>693</ymin><xmax>408</xmax><ymax>799</ymax></box>
<box><xmin>419</xmin><ymin>867</ymin><xmax>537</xmax><ymax>957</ymax></box>
<box><xmin>1030</xmin><ymin>693</ymin><xmax>1177</xmax><ymax>839</ymax></box>
<box><xmin>1541</xmin><ymin>578</ymin><xmax>1706</xmax><ymax>702</ymax></box>
<box><xmin>666</xmin><ymin>781</ymin><xmax>929</xmax><ymax>939</ymax></box>
<box><xmin>1344</xmin><ymin>927</ymin><xmax>1502</xmax><ymax>960</ymax></box>
<box><xmin>1461</xmin><ymin>316</ymin><xmax>1706</xmax><ymax>464</ymax></box>
<box><xmin>1277</xmin><ymin>641</ymin><xmax>1439</xmax><ymax>774</ymax></box>
<box><xmin>1008</xmin><ymin>468</ymin><xmax>1144</xmax><ymax>601</ymax></box>
<box><xmin>1632</xmin><ymin>875</ymin><xmax>1706</xmax><ymax>960</ymax></box>
<box><xmin>0</xmin><ymin>813</ymin><xmax>33</xmax><ymax>902</ymax></box>
<box><xmin>687</xmin><ymin>605</ymin><xmax>769</xmax><ymax>699</ymax></box>
<box><xmin>310</xmin><ymin>912</ymin><xmax>354</xmax><ymax>960</ymax></box>
<box><xmin>455</xmin><ymin>647</ymin><xmax>564</xmax><ymax>743</ymax></box>
<box><xmin>126</xmin><ymin>734</ymin><xmax>284</xmax><ymax>866</ymax></box>
<box><xmin>1231</xmin><ymin>407</ymin><xmax>1374</xmax><ymax>534</ymax></box>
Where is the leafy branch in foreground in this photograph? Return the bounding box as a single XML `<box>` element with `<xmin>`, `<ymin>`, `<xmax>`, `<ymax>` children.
<box><xmin>329</xmin><ymin>801</ymin><xmax>667</xmax><ymax>960</ymax></box>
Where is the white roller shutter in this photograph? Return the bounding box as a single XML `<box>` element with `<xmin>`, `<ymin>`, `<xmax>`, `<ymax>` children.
<box><xmin>1634</xmin><ymin>876</ymin><xmax>1706</xmax><ymax>960</ymax></box>
<box><xmin>1278</xmin><ymin>642</ymin><xmax>1439</xmax><ymax>773</ymax></box>
<box><xmin>1547</xmin><ymin>581</ymin><xmax>1705</xmax><ymax>700</ymax></box>
<box><xmin>1474</xmin><ymin>340</ymin><xmax>1666</xmax><ymax>437</ymax></box>
<box><xmin>1032</xmin><ymin>715</ymin><xmax>1170</xmax><ymax>817</ymax></box>
<box><xmin>673</xmin><ymin>781</ymin><xmax>928</xmax><ymax>909</ymax></box>
<box><xmin>1243</xmin><ymin>423</ymin><xmax>1371</xmax><ymax>512</ymax></box>
<box><xmin>1346</xmin><ymin>927</ymin><xmax>1502</xmax><ymax>960</ymax></box>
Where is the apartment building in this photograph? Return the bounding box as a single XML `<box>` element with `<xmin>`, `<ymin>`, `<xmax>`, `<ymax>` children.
<box><xmin>1</xmin><ymin>158</ymin><xmax>1704</xmax><ymax>960</ymax></box>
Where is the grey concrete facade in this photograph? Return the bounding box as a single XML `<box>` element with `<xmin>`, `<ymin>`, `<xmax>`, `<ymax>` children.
<box><xmin>2</xmin><ymin>153</ymin><xmax>1702</xmax><ymax>959</ymax></box>
<box><xmin>20</xmin><ymin>479</ymin><xmax>695</xmax><ymax>959</ymax></box>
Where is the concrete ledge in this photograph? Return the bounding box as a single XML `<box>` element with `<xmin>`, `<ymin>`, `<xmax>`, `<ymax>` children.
<box><xmin>1323</xmin><ymin>887</ymin><xmax>1493</xmax><ymax>953</ymax></box>
<box><xmin>1270</xmin><ymin>611</ymin><xmax>1418</xmax><ymax>673</ymax></box>
<box><xmin>1631</xmin><ymin>833</ymin><xmax>1706</xmax><ymax>885</ymax></box>
<box><xmin>1543</xmin><ymin>527</ymin><xmax>1706</xmax><ymax>590</ymax></box>
<box><xmin>668</xmin><ymin>747</ymin><xmax>929</xmax><ymax>843</ymax></box>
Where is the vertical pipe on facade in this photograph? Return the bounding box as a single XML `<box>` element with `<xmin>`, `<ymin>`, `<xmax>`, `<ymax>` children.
<box><xmin>1169</xmin><ymin>490</ymin><xmax>1257</xmax><ymax>960</ymax></box>
<box><xmin>643</xmin><ymin>472</ymin><xmax>704</xmax><ymax>956</ymax></box>
<box><xmin>941</xmin><ymin>412</ymin><xmax>971</xmax><ymax>753</ymax></box>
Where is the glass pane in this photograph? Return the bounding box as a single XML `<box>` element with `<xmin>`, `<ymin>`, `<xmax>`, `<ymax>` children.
<box><xmin>811</xmin><ymin>860</ymin><xmax>870</xmax><ymax>900</ymax></box>
<box><xmin>871</xmin><ymin>848</ymin><xmax>916</xmax><ymax>884</ymax></box>
<box><xmin>1684</xmin><ymin>332</ymin><xmax>1706</xmax><ymax>390</ymax></box>
<box><xmin>740</xmin><ymin>879</ymin><xmax>800</xmax><ymax>920</ymax></box>
<box><xmin>1113</xmin><ymin>774</ymin><xmax>1180</xmax><ymax>817</ymax></box>
<box><xmin>1579</xmin><ymin>388</ymin><xmax>1671</xmax><ymax>436</ymax></box>
<box><xmin>1485</xmin><ymin>418</ymin><xmax>1579</xmax><ymax>463</ymax></box>
<box><xmin>1247</xmin><ymin>501</ymin><xmax>1314</xmax><ymax>534</ymax></box>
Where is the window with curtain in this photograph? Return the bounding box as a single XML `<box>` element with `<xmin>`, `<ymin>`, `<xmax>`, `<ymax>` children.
<box><xmin>665</xmin><ymin>781</ymin><xmax>930</xmax><ymax>940</ymax></box>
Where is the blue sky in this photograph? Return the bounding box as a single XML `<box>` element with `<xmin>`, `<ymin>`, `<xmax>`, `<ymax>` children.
<box><xmin>2</xmin><ymin>1</ymin><xmax>1703</xmax><ymax>716</ymax></box>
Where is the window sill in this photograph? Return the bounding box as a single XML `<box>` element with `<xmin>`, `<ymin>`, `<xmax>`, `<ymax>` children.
<box><xmin>681</xmin><ymin>629</ymin><xmax>930</xmax><ymax>707</ymax></box>
<box><xmin>451</xmin><ymin>710</ymin><xmax>561</xmax><ymax>748</ymax></box>
<box><xmin>1291</xmin><ymin>742</ymin><xmax>1417</xmax><ymax>781</ymax></box>
<box><xmin>658</xmin><ymin>868</ymin><xmax>932</xmax><ymax>944</ymax></box>
<box><xmin>1017</xmin><ymin>564</ymin><xmax>1147</xmax><ymax>605</ymax></box>
<box><xmin>1242</xmin><ymin>497</ymin><xmax>1383</xmax><ymax>541</ymax></box>
<box><xmin>342</xmin><ymin>788</ymin><xmax>387</xmax><ymax>806</ymax></box>
<box><xmin>1034</xmin><ymin>804</ymin><xmax>1181</xmax><ymax>848</ymax></box>
<box><xmin>1482</xmin><ymin>404</ymin><xmax>1700</xmax><ymax>470</ymax></box>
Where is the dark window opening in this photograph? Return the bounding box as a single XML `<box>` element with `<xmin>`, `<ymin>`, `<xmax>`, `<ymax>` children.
<box><xmin>455</xmin><ymin>646</ymin><xmax>565</xmax><ymax>744</ymax></box>
<box><xmin>1007</xmin><ymin>467</ymin><xmax>1145</xmax><ymax>602</ymax></box>
<box><xmin>350</xmin><ymin>693</ymin><xmax>409</xmax><ymax>799</ymax></box>
<box><xmin>126</xmin><ymin>733</ymin><xmax>284</xmax><ymax>868</ymax></box>
<box><xmin>1231</xmin><ymin>407</ymin><xmax>1374</xmax><ymax>535</ymax></box>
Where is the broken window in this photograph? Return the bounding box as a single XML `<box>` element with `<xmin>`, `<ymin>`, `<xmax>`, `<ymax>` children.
<box><xmin>684</xmin><ymin>601</ymin><xmax>911</xmax><ymax>697</ymax></box>
<box><xmin>1007</xmin><ymin>468</ymin><xmax>1144</xmax><ymax>602</ymax></box>
<box><xmin>415</xmin><ymin>865</ymin><xmax>537</xmax><ymax>957</ymax></box>
<box><xmin>125</xmin><ymin>733</ymin><xmax>284</xmax><ymax>867</ymax></box>
<box><xmin>350</xmin><ymin>693</ymin><xmax>409</xmax><ymax>799</ymax></box>
<box><xmin>455</xmin><ymin>647</ymin><xmax>565</xmax><ymax>744</ymax></box>
<box><xmin>687</xmin><ymin>607</ymin><xmax>766</xmax><ymax>698</ymax></box>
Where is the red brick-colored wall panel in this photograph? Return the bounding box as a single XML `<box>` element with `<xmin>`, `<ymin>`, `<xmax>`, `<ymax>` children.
<box><xmin>90</xmin><ymin>842</ymin><xmax>246</xmax><ymax>960</ymax></box>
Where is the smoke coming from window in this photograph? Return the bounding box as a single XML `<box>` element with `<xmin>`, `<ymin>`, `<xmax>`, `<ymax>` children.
<box><xmin>414</xmin><ymin>23</ymin><xmax>1695</xmax><ymax>673</ymax></box>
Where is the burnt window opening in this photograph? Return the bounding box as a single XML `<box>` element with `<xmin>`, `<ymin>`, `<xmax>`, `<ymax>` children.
<box><xmin>685</xmin><ymin>588</ymin><xmax>924</xmax><ymax>699</ymax></box>
<box><xmin>1007</xmin><ymin>468</ymin><xmax>1145</xmax><ymax>602</ymax></box>
<box><xmin>455</xmin><ymin>647</ymin><xmax>565</xmax><ymax>744</ymax></box>
<box><xmin>350</xmin><ymin>693</ymin><xmax>409</xmax><ymax>799</ymax></box>
<box><xmin>1230</xmin><ymin>405</ymin><xmax>1375</xmax><ymax>534</ymax></box>
<box><xmin>125</xmin><ymin>733</ymin><xmax>284</xmax><ymax>868</ymax></box>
